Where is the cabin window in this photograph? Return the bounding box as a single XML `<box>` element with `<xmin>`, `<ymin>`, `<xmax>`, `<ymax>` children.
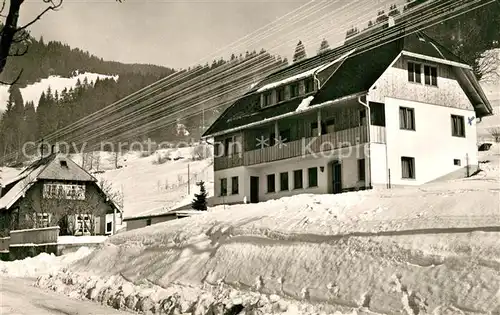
<box><xmin>263</xmin><ymin>91</ymin><xmax>273</xmax><ymax>107</ymax></box>
<box><xmin>231</xmin><ymin>176</ymin><xmax>239</xmax><ymax>195</ymax></box>
<box><xmin>451</xmin><ymin>115</ymin><xmax>465</xmax><ymax>137</ymax></box>
<box><xmin>290</xmin><ymin>82</ymin><xmax>300</xmax><ymax>98</ymax></box>
<box><xmin>424</xmin><ymin>65</ymin><xmax>438</xmax><ymax>86</ymax></box>
<box><xmin>454</xmin><ymin>159</ymin><xmax>461</xmax><ymax>166</ymax></box>
<box><xmin>407</xmin><ymin>62</ymin><xmax>422</xmax><ymax>83</ymax></box>
<box><xmin>267</xmin><ymin>174</ymin><xmax>276</xmax><ymax>193</ymax></box>
<box><xmin>399</xmin><ymin>107</ymin><xmax>415</xmax><ymax>130</ymax></box>
<box><xmin>304</xmin><ymin>77</ymin><xmax>315</xmax><ymax>94</ymax></box>
<box><xmin>324</xmin><ymin>119</ymin><xmax>335</xmax><ymax>134</ymax></box>
<box><xmin>35</xmin><ymin>213</ymin><xmax>51</xmax><ymax>228</ymax></box>
<box><xmin>75</xmin><ymin>214</ymin><xmax>92</xmax><ymax>235</ymax></box>
<box><xmin>43</xmin><ymin>183</ymin><xmax>85</xmax><ymax>200</ymax></box>
<box><xmin>106</xmin><ymin>221</ymin><xmax>113</xmax><ymax>234</ymax></box>
<box><xmin>293</xmin><ymin>170</ymin><xmax>303</xmax><ymax>189</ymax></box>
<box><xmin>60</xmin><ymin>160</ymin><xmax>68</xmax><ymax>167</ymax></box>
<box><xmin>220</xmin><ymin>178</ymin><xmax>227</xmax><ymax>196</ymax></box>
<box><xmin>146</xmin><ymin>218</ymin><xmax>152</xmax><ymax>226</ymax></box>
<box><xmin>401</xmin><ymin>156</ymin><xmax>415</xmax><ymax>179</ymax></box>
<box><xmin>280</xmin><ymin>172</ymin><xmax>289</xmax><ymax>191</ymax></box>
<box><xmin>358</xmin><ymin>159</ymin><xmax>366</xmax><ymax>181</ymax></box>
<box><xmin>308</xmin><ymin>167</ymin><xmax>318</xmax><ymax>188</ymax></box>
<box><xmin>276</xmin><ymin>86</ymin><xmax>285</xmax><ymax>102</ymax></box>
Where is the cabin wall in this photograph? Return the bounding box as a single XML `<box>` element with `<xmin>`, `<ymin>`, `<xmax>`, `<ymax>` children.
<box><xmin>0</xmin><ymin>180</ymin><xmax>114</xmax><ymax>236</ymax></box>
<box><xmin>370</xmin><ymin>55</ymin><xmax>474</xmax><ymax>111</ymax></box>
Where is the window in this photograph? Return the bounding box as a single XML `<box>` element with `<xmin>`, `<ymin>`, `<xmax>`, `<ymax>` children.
<box><xmin>408</xmin><ymin>62</ymin><xmax>422</xmax><ymax>83</ymax></box>
<box><xmin>304</xmin><ymin>78</ymin><xmax>315</xmax><ymax>93</ymax></box>
<box><xmin>263</xmin><ymin>91</ymin><xmax>273</xmax><ymax>107</ymax></box>
<box><xmin>35</xmin><ymin>213</ymin><xmax>50</xmax><ymax>228</ymax></box>
<box><xmin>454</xmin><ymin>159</ymin><xmax>461</xmax><ymax>166</ymax></box>
<box><xmin>293</xmin><ymin>170</ymin><xmax>303</xmax><ymax>189</ymax></box>
<box><xmin>280</xmin><ymin>172</ymin><xmax>289</xmax><ymax>191</ymax></box>
<box><xmin>358</xmin><ymin>159</ymin><xmax>366</xmax><ymax>181</ymax></box>
<box><xmin>231</xmin><ymin>176</ymin><xmax>239</xmax><ymax>195</ymax></box>
<box><xmin>399</xmin><ymin>107</ymin><xmax>415</xmax><ymax>130</ymax></box>
<box><xmin>220</xmin><ymin>178</ymin><xmax>227</xmax><ymax>196</ymax></box>
<box><xmin>224</xmin><ymin>138</ymin><xmax>232</xmax><ymax>155</ymax></box>
<box><xmin>276</xmin><ymin>87</ymin><xmax>285</xmax><ymax>102</ymax></box>
<box><xmin>451</xmin><ymin>115</ymin><xmax>465</xmax><ymax>137</ymax></box>
<box><xmin>43</xmin><ymin>183</ymin><xmax>85</xmax><ymax>200</ymax></box>
<box><xmin>401</xmin><ymin>157</ymin><xmax>415</xmax><ymax>179</ymax></box>
<box><xmin>60</xmin><ymin>160</ymin><xmax>68</xmax><ymax>167</ymax></box>
<box><xmin>424</xmin><ymin>65</ymin><xmax>438</xmax><ymax>86</ymax></box>
<box><xmin>324</xmin><ymin>119</ymin><xmax>335</xmax><ymax>134</ymax></box>
<box><xmin>146</xmin><ymin>218</ymin><xmax>152</xmax><ymax>226</ymax></box>
<box><xmin>106</xmin><ymin>221</ymin><xmax>113</xmax><ymax>233</ymax></box>
<box><xmin>290</xmin><ymin>83</ymin><xmax>300</xmax><ymax>98</ymax></box>
<box><xmin>308</xmin><ymin>167</ymin><xmax>318</xmax><ymax>187</ymax></box>
<box><xmin>359</xmin><ymin>109</ymin><xmax>367</xmax><ymax>126</ymax></box>
<box><xmin>267</xmin><ymin>174</ymin><xmax>276</xmax><ymax>193</ymax></box>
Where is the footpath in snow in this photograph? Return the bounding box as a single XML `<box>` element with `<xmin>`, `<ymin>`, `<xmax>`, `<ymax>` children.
<box><xmin>20</xmin><ymin>145</ymin><xmax>500</xmax><ymax>314</ymax></box>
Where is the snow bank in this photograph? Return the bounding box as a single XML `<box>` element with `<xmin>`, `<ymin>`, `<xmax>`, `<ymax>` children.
<box><xmin>58</xmin><ymin>236</ymin><xmax>108</xmax><ymax>245</ymax></box>
<box><xmin>0</xmin><ymin>246</ymin><xmax>94</xmax><ymax>278</ymax></box>
<box><xmin>35</xmin><ymin>167</ymin><xmax>500</xmax><ymax>314</ymax></box>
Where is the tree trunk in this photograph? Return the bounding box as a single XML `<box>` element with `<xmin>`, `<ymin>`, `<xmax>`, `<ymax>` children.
<box><xmin>0</xmin><ymin>0</ymin><xmax>24</xmax><ymax>75</ymax></box>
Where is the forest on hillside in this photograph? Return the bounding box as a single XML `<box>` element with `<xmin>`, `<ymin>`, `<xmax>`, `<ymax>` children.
<box><xmin>0</xmin><ymin>48</ymin><xmax>286</xmax><ymax>163</ymax></box>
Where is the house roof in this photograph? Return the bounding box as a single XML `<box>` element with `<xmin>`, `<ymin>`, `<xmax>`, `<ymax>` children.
<box><xmin>203</xmin><ymin>31</ymin><xmax>493</xmax><ymax>137</ymax></box>
<box><xmin>0</xmin><ymin>153</ymin><xmax>100</xmax><ymax>211</ymax></box>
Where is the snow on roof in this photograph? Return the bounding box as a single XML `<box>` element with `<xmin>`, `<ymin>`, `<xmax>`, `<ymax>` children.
<box><xmin>256</xmin><ymin>49</ymin><xmax>356</xmax><ymax>94</ymax></box>
<box><xmin>0</xmin><ymin>162</ymin><xmax>48</xmax><ymax>210</ymax></box>
<box><xmin>295</xmin><ymin>96</ymin><xmax>315</xmax><ymax>112</ymax></box>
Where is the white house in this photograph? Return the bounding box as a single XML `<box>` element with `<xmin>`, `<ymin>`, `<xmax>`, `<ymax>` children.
<box><xmin>201</xmin><ymin>31</ymin><xmax>494</xmax><ymax>206</ymax></box>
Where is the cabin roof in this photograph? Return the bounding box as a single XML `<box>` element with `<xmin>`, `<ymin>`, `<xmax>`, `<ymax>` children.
<box><xmin>203</xmin><ymin>31</ymin><xmax>493</xmax><ymax>137</ymax></box>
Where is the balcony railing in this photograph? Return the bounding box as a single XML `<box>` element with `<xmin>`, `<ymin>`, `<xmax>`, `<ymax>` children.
<box><xmin>214</xmin><ymin>125</ymin><xmax>386</xmax><ymax>171</ymax></box>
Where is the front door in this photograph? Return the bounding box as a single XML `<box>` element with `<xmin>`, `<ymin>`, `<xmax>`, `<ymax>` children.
<box><xmin>332</xmin><ymin>161</ymin><xmax>342</xmax><ymax>194</ymax></box>
<box><xmin>250</xmin><ymin>176</ymin><xmax>259</xmax><ymax>203</ymax></box>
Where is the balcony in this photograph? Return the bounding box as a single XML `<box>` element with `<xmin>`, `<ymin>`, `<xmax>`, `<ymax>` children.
<box><xmin>214</xmin><ymin>125</ymin><xmax>386</xmax><ymax>171</ymax></box>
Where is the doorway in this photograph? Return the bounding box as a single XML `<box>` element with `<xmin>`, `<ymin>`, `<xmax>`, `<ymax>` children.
<box><xmin>331</xmin><ymin>161</ymin><xmax>342</xmax><ymax>194</ymax></box>
<box><xmin>250</xmin><ymin>176</ymin><xmax>259</xmax><ymax>203</ymax></box>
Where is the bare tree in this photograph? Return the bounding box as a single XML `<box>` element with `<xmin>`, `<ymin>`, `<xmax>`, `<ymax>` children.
<box><xmin>0</xmin><ymin>0</ymin><xmax>122</xmax><ymax>85</ymax></box>
<box><xmin>488</xmin><ymin>127</ymin><xmax>500</xmax><ymax>143</ymax></box>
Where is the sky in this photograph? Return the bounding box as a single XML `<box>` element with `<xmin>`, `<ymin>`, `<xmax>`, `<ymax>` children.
<box><xmin>17</xmin><ymin>0</ymin><xmax>402</xmax><ymax>69</ymax></box>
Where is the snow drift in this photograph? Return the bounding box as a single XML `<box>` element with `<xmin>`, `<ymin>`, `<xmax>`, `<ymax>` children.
<box><xmin>34</xmin><ymin>146</ymin><xmax>500</xmax><ymax>314</ymax></box>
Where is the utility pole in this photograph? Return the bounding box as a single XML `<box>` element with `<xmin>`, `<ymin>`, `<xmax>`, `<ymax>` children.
<box><xmin>188</xmin><ymin>163</ymin><xmax>190</xmax><ymax>195</ymax></box>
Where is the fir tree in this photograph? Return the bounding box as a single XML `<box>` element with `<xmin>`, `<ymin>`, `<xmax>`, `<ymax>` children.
<box><xmin>317</xmin><ymin>39</ymin><xmax>330</xmax><ymax>55</ymax></box>
<box><xmin>292</xmin><ymin>40</ymin><xmax>307</xmax><ymax>62</ymax></box>
<box><xmin>191</xmin><ymin>181</ymin><xmax>208</xmax><ymax>211</ymax></box>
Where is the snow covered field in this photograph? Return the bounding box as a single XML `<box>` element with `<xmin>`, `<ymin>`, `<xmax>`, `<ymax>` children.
<box><xmin>0</xmin><ymin>72</ymin><xmax>118</xmax><ymax>111</ymax></box>
<box><xmin>30</xmin><ymin>145</ymin><xmax>500</xmax><ymax>314</ymax></box>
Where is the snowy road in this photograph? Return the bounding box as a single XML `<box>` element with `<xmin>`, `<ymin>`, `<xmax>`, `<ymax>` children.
<box><xmin>0</xmin><ymin>277</ymin><xmax>131</xmax><ymax>315</ymax></box>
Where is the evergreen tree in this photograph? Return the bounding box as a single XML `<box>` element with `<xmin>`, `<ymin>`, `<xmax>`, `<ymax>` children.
<box><xmin>24</xmin><ymin>101</ymin><xmax>37</xmax><ymax>142</ymax></box>
<box><xmin>191</xmin><ymin>181</ymin><xmax>208</xmax><ymax>211</ymax></box>
<box><xmin>292</xmin><ymin>40</ymin><xmax>307</xmax><ymax>62</ymax></box>
<box><xmin>317</xmin><ymin>39</ymin><xmax>331</xmax><ymax>55</ymax></box>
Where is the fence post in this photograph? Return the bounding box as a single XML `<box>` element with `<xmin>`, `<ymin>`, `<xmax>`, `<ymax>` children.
<box><xmin>188</xmin><ymin>163</ymin><xmax>190</xmax><ymax>195</ymax></box>
<box><xmin>466</xmin><ymin>153</ymin><xmax>470</xmax><ymax>177</ymax></box>
<box><xmin>388</xmin><ymin>168</ymin><xmax>391</xmax><ymax>189</ymax></box>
